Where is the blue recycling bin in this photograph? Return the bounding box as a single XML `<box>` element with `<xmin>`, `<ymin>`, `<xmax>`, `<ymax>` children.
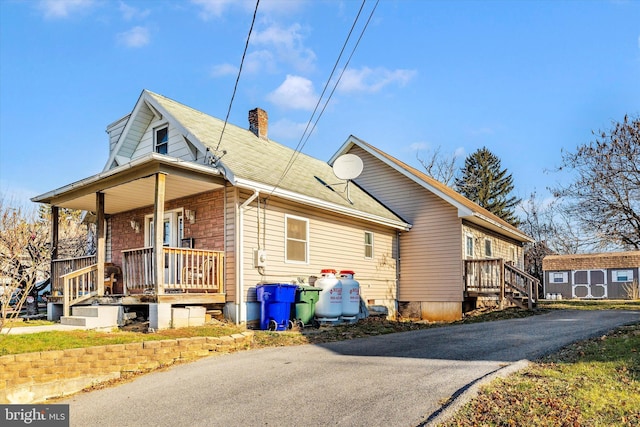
<box><xmin>256</xmin><ymin>284</ymin><xmax>298</xmax><ymax>331</ymax></box>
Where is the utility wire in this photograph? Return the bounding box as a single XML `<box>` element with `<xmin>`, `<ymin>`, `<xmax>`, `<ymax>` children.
<box><xmin>268</xmin><ymin>0</ymin><xmax>378</xmax><ymax>198</ymax></box>
<box><xmin>214</xmin><ymin>0</ymin><xmax>260</xmax><ymax>153</ymax></box>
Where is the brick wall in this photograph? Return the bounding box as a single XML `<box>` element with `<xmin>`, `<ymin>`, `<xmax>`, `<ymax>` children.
<box><xmin>0</xmin><ymin>331</ymin><xmax>253</xmax><ymax>404</ymax></box>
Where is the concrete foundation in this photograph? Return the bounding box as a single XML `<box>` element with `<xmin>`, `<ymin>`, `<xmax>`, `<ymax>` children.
<box><xmin>149</xmin><ymin>303</ymin><xmax>172</xmax><ymax>330</ymax></box>
<box><xmin>398</xmin><ymin>301</ymin><xmax>462</xmax><ymax>322</ymax></box>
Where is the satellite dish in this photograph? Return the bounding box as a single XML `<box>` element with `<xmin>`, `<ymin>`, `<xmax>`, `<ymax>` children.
<box><xmin>333</xmin><ymin>154</ymin><xmax>363</xmax><ymax>180</ymax></box>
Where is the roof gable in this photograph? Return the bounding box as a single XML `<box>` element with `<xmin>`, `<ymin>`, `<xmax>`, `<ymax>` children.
<box><xmin>331</xmin><ymin>135</ymin><xmax>532</xmax><ymax>242</ymax></box>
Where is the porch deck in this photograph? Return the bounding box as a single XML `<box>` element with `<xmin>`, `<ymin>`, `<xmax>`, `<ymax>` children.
<box><xmin>50</xmin><ymin>248</ymin><xmax>225</xmax><ymax>316</ymax></box>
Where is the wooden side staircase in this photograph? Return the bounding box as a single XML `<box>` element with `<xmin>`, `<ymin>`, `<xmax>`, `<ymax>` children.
<box><xmin>464</xmin><ymin>259</ymin><xmax>541</xmax><ymax>311</ymax></box>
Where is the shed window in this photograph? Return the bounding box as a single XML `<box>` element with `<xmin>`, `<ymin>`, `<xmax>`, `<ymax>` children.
<box><xmin>364</xmin><ymin>231</ymin><xmax>374</xmax><ymax>259</ymax></box>
<box><xmin>484</xmin><ymin>239</ymin><xmax>492</xmax><ymax>257</ymax></box>
<box><xmin>285</xmin><ymin>215</ymin><xmax>308</xmax><ymax>263</ymax></box>
<box><xmin>613</xmin><ymin>270</ymin><xmax>633</xmax><ymax>282</ymax></box>
<box><xmin>155</xmin><ymin>126</ymin><xmax>168</xmax><ymax>154</ymax></box>
<box><xmin>552</xmin><ymin>272</ymin><xmax>568</xmax><ymax>283</ymax></box>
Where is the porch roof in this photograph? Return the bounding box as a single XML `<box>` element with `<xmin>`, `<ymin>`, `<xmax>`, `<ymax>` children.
<box><xmin>31</xmin><ymin>154</ymin><xmax>224</xmax><ymax>214</ymax></box>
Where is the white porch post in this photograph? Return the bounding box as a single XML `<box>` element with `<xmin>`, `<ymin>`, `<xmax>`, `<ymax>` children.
<box><xmin>96</xmin><ymin>192</ymin><xmax>105</xmax><ymax>296</ymax></box>
<box><xmin>153</xmin><ymin>173</ymin><xmax>166</xmax><ymax>295</ymax></box>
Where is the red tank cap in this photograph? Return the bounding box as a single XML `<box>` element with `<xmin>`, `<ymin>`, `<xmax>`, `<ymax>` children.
<box><xmin>321</xmin><ymin>269</ymin><xmax>337</xmax><ymax>274</ymax></box>
<box><xmin>339</xmin><ymin>270</ymin><xmax>355</xmax><ymax>275</ymax></box>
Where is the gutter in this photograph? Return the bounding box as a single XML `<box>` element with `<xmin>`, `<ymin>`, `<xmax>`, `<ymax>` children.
<box><xmin>236</xmin><ymin>189</ymin><xmax>259</xmax><ymax>325</ymax></box>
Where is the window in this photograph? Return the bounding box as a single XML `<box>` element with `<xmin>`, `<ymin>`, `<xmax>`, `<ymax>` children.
<box><xmin>155</xmin><ymin>126</ymin><xmax>168</xmax><ymax>154</ymax></box>
<box><xmin>285</xmin><ymin>215</ymin><xmax>308</xmax><ymax>263</ymax></box>
<box><xmin>484</xmin><ymin>238</ymin><xmax>492</xmax><ymax>257</ymax></box>
<box><xmin>613</xmin><ymin>270</ymin><xmax>633</xmax><ymax>282</ymax></box>
<box><xmin>465</xmin><ymin>235</ymin><xmax>474</xmax><ymax>258</ymax></box>
<box><xmin>364</xmin><ymin>231</ymin><xmax>374</xmax><ymax>259</ymax></box>
<box><xmin>552</xmin><ymin>272</ymin><xmax>568</xmax><ymax>283</ymax></box>
<box><xmin>510</xmin><ymin>247</ymin><xmax>516</xmax><ymax>262</ymax></box>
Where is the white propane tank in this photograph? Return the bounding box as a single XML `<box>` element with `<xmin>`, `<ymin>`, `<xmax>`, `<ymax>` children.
<box><xmin>314</xmin><ymin>269</ymin><xmax>342</xmax><ymax>321</ymax></box>
<box><xmin>339</xmin><ymin>270</ymin><xmax>360</xmax><ymax>319</ymax></box>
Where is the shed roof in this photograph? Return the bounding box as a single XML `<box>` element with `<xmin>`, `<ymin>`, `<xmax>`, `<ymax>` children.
<box><xmin>542</xmin><ymin>251</ymin><xmax>640</xmax><ymax>271</ymax></box>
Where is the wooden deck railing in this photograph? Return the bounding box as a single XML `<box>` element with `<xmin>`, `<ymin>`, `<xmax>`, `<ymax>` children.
<box><xmin>52</xmin><ymin>256</ymin><xmax>96</xmax><ymax>296</ymax></box>
<box><xmin>61</xmin><ymin>263</ymin><xmax>98</xmax><ymax>317</ymax></box>
<box><xmin>122</xmin><ymin>247</ymin><xmax>224</xmax><ymax>294</ymax></box>
<box><xmin>464</xmin><ymin>258</ymin><xmax>541</xmax><ymax>310</ymax></box>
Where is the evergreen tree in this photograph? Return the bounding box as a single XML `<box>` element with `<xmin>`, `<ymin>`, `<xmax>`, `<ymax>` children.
<box><xmin>455</xmin><ymin>147</ymin><xmax>521</xmax><ymax>225</ymax></box>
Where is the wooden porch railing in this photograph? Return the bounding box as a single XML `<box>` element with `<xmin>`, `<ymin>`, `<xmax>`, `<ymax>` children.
<box><xmin>464</xmin><ymin>258</ymin><xmax>541</xmax><ymax>310</ymax></box>
<box><xmin>61</xmin><ymin>263</ymin><xmax>98</xmax><ymax>317</ymax></box>
<box><xmin>51</xmin><ymin>255</ymin><xmax>96</xmax><ymax>297</ymax></box>
<box><xmin>122</xmin><ymin>247</ymin><xmax>224</xmax><ymax>294</ymax></box>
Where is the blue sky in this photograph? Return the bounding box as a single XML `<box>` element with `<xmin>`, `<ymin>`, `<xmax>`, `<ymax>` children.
<box><xmin>1</xmin><ymin>0</ymin><xmax>639</xmax><ymax>212</ymax></box>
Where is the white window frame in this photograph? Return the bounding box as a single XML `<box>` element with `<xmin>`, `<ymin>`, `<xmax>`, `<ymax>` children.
<box><xmin>465</xmin><ymin>234</ymin><xmax>474</xmax><ymax>258</ymax></box>
<box><xmin>144</xmin><ymin>208</ymin><xmax>184</xmax><ymax>247</ymax></box>
<box><xmin>551</xmin><ymin>272</ymin><xmax>568</xmax><ymax>283</ymax></box>
<box><xmin>613</xmin><ymin>269</ymin><xmax>633</xmax><ymax>282</ymax></box>
<box><xmin>364</xmin><ymin>231</ymin><xmax>374</xmax><ymax>259</ymax></box>
<box><xmin>154</xmin><ymin>125</ymin><xmax>169</xmax><ymax>155</ymax></box>
<box><xmin>284</xmin><ymin>214</ymin><xmax>309</xmax><ymax>264</ymax></box>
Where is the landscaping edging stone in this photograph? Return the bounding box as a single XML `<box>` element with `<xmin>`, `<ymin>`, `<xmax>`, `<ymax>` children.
<box><xmin>0</xmin><ymin>331</ymin><xmax>254</xmax><ymax>404</ymax></box>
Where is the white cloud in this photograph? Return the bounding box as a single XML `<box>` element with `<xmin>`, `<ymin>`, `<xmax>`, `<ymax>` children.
<box><xmin>336</xmin><ymin>67</ymin><xmax>417</xmax><ymax>94</ymax></box>
<box><xmin>244</xmin><ymin>50</ymin><xmax>277</xmax><ymax>74</ymax></box>
<box><xmin>37</xmin><ymin>0</ymin><xmax>94</xmax><ymax>19</ymax></box>
<box><xmin>252</xmin><ymin>23</ymin><xmax>316</xmax><ymax>73</ymax></box>
<box><xmin>117</xmin><ymin>26</ymin><xmax>150</xmax><ymax>48</ymax></box>
<box><xmin>191</xmin><ymin>0</ymin><xmax>237</xmax><ymax>20</ymax></box>
<box><xmin>408</xmin><ymin>142</ymin><xmax>428</xmax><ymax>152</ymax></box>
<box><xmin>267</xmin><ymin>75</ymin><xmax>318</xmax><ymax>111</ymax></box>
<box><xmin>453</xmin><ymin>146</ymin><xmax>466</xmax><ymax>159</ymax></box>
<box><xmin>119</xmin><ymin>1</ymin><xmax>150</xmax><ymax>21</ymax></box>
<box><xmin>210</xmin><ymin>63</ymin><xmax>238</xmax><ymax>77</ymax></box>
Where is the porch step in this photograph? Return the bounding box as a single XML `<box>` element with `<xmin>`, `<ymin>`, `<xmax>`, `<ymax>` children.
<box><xmin>60</xmin><ymin>305</ymin><xmax>119</xmax><ymax>330</ymax></box>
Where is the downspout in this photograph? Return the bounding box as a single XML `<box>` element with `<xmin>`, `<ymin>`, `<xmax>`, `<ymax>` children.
<box><xmin>236</xmin><ymin>189</ymin><xmax>259</xmax><ymax>325</ymax></box>
<box><xmin>395</xmin><ymin>230</ymin><xmax>401</xmax><ymax>319</ymax></box>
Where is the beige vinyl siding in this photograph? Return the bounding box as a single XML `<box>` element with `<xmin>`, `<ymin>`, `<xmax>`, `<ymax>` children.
<box><xmin>237</xmin><ymin>192</ymin><xmax>397</xmax><ymax>305</ymax></box>
<box><xmin>348</xmin><ymin>146</ymin><xmax>462</xmax><ymax>302</ymax></box>
<box><xmin>106</xmin><ymin>114</ymin><xmax>129</xmax><ymax>154</ymax></box>
<box><xmin>119</xmin><ymin>107</ymin><xmax>153</xmax><ymax>158</ymax></box>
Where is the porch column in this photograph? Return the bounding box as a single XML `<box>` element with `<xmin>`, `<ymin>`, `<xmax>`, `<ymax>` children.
<box><xmin>96</xmin><ymin>192</ymin><xmax>106</xmax><ymax>296</ymax></box>
<box><xmin>153</xmin><ymin>173</ymin><xmax>166</xmax><ymax>295</ymax></box>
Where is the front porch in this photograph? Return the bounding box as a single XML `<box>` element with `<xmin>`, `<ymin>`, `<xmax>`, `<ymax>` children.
<box><xmin>464</xmin><ymin>258</ymin><xmax>541</xmax><ymax>310</ymax></box>
<box><xmin>49</xmin><ymin>249</ymin><xmax>225</xmax><ymax>318</ymax></box>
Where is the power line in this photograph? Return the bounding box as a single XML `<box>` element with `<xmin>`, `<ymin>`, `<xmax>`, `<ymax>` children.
<box><xmin>268</xmin><ymin>0</ymin><xmax>379</xmax><ymax>199</ymax></box>
<box><xmin>214</xmin><ymin>0</ymin><xmax>260</xmax><ymax>153</ymax></box>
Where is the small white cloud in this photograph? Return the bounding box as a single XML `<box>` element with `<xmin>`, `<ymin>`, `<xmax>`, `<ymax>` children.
<box><xmin>252</xmin><ymin>23</ymin><xmax>316</xmax><ymax>73</ymax></box>
<box><xmin>119</xmin><ymin>1</ymin><xmax>150</xmax><ymax>21</ymax></box>
<box><xmin>244</xmin><ymin>50</ymin><xmax>277</xmax><ymax>74</ymax></box>
<box><xmin>117</xmin><ymin>26</ymin><xmax>150</xmax><ymax>48</ymax></box>
<box><xmin>38</xmin><ymin>0</ymin><xmax>94</xmax><ymax>19</ymax></box>
<box><xmin>336</xmin><ymin>67</ymin><xmax>416</xmax><ymax>94</ymax></box>
<box><xmin>267</xmin><ymin>75</ymin><xmax>318</xmax><ymax>111</ymax></box>
<box><xmin>191</xmin><ymin>0</ymin><xmax>237</xmax><ymax>20</ymax></box>
<box><xmin>453</xmin><ymin>146</ymin><xmax>466</xmax><ymax>159</ymax></box>
<box><xmin>408</xmin><ymin>142</ymin><xmax>428</xmax><ymax>151</ymax></box>
<box><xmin>210</xmin><ymin>63</ymin><xmax>238</xmax><ymax>77</ymax></box>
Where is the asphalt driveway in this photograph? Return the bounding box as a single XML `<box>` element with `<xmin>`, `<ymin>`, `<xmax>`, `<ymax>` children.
<box><xmin>61</xmin><ymin>309</ymin><xmax>639</xmax><ymax>427</ymax></box>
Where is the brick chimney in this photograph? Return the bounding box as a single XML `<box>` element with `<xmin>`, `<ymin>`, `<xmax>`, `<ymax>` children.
<box><xmin>248</xmin><ymin>108</ymin><xmax>268</xmax><ymax>140</ymax></box>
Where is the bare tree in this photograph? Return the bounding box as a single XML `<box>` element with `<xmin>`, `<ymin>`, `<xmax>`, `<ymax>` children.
<box><xmin>0</xmin><ymin>198</ymin><xmax>49</xmax><ymax>330</ymax></box>
<box><xmin>416</xmin><ymin>146</ymin><xmax>460</xmax><ymax>186</ymax></box>
<box><xmin>551</xmin><ymin>115</ymin><xmax>640</xmax><ymax>250</ymax></box>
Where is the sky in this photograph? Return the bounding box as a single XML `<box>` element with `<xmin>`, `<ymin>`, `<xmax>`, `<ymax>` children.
<box><xmin>1</xmin><ymin>0</ymin><xmax>639</xmax><ymax>213</ymax></box>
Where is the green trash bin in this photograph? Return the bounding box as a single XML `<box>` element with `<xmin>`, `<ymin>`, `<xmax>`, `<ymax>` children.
<box><xmin>291</xmin><ymin>285</ymin><xmax>322</xmax><ymax>328</ymax></box>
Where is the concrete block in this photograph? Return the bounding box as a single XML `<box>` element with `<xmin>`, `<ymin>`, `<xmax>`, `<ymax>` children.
<box><xmin>172</xmin><ymin>308</ymin><xmax>190</xmax><ymax>328</ymax></box>
<box><xmin>149</xmin><ymin>303</ymin><xmax>172</xmax><ymax>330</ymax></box>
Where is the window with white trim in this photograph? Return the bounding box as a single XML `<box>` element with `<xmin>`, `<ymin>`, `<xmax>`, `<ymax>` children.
<box><xmin>364</xmin><ymin>231</ymin><xmax>374</xmax><ymax>259</ymax></box>
<box><xmin>613</xmin><ymin>270</ymin><xmax>633</xmax><ymax>282</ymax></box>
<box><xmin>551</xmin><ymin>272</ymin><xmax>568</xmax><ymax>283</ymax></box>
<box><xmin>155</xmin><ymin>126</ymin><xmax>168</xmax><ymax>155</ymax></box>
<box><xmin>465</xmin><ymin>235</ymin><xmax>474</xmax><ymax>258</ymax></box>
<box><xmin>285</xmin><ymin>215</ymin><xmax>308</xmax><ymax>263</ymax></box>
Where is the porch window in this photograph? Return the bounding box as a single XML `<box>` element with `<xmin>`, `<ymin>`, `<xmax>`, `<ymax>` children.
<box><xmin>364</xmin><ymin>231</ymin><xmax>374</xmax><ymax>259</ymax></box>
<box><xmin>484</xmin><ymin>238</ymin><xmax>492</xmax><ymax>257</ymax></box>
<box><xmin>155</xmin><ymin>126</ymin><xmax>168</xmax><ymax>155</ymax></box>
<box><xmin>285</xmin><ymin>215</ymin><xmax>308</xmax><ymax>263</ymax></box>
<box><xmin>465</xmin><ymin>235</ymin><xmax>474</xmax><ymax>258</ymax></box>
<box><xmin>613</xmin><ymin>270</ymin><xmax>633</xmax><ymax>282</ymax></box>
